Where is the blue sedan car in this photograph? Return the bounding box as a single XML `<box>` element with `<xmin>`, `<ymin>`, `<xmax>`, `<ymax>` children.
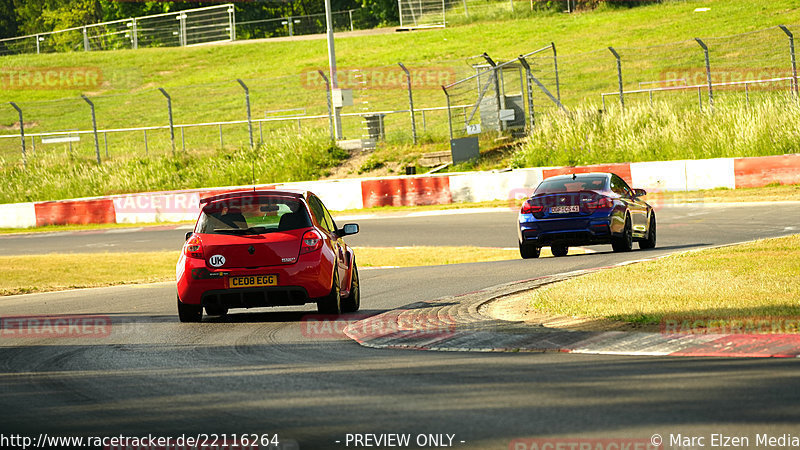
<box><xmin>517</xmin><ymin>172</ymin><xmax>656</xmax><ymax>258</ymax></box>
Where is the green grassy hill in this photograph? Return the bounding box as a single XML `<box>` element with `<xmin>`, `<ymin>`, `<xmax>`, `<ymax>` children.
<box><xmin>2</xmin><ymin>0</ymin><xmax>800</xmax><ymax>203</ymax></box>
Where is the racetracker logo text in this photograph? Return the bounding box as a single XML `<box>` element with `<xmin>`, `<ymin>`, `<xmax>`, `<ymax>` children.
<box><xmin>1</xmin><ymin>315</ymin><xmax>112</xmax><ymax>338</ymax></box>
<box><xmin>301</xmin><ymin>67</ymin><xmax>457</xmax><ymax>90</ymax></box>
<box><xmin>0</xmin><ymin>67</ymin><xmax>103</xmax><ymax>90</ymax></box>
<box><xmin>660</xmin><ymin>67</ymin><xmax>793</xmax><ymax>91</ymax></box>
<box><xmin>301</xmin><ymin>312</ymin><xmax>457</xmax><ymax>339</ymax></box>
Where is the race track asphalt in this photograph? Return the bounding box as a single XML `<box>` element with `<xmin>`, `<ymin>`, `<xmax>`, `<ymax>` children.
<box><xmin>0</xmin><ymin>203</ymin><xmax>799</xmax><ymax>449</ymax></box>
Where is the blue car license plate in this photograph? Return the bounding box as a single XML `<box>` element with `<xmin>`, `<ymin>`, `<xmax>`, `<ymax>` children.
<box><xmin>550</xmin><ymin>206</ymin><xmax>579</xmax><ymax>214</ymax></box>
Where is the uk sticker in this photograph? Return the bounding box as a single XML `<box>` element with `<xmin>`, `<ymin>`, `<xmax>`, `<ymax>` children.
<box><xmin>209</xmin><ymin>255</ymin><xmax>226</xmax><ymax>267</ymax></box>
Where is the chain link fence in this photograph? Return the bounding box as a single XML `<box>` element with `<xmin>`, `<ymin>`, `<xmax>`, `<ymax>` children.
<box><xmin>0</xmin><ymin>4</ymin><xmax>375</xmax><ymax>57</ymax></box>
<box><xmin>3</xmin><ymin>21</ymin><xmax>800</xmax><ymax>167</ymax></box>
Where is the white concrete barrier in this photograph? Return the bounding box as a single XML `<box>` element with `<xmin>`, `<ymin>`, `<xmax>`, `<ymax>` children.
<box><xmin>450</xmin><ymin>168</ymin><xmax>543</xmax><ymax>203</ymax></box>
<box><xmin>0</xmin><ymin>202</ymin><xmax>36</xmax><ymax>228</ymax></box>
<box><xmin>280</xmin><ymin>179</ymin><xmax>365</xmax><ymax>211</ymax></box>
<box><xmin>685</xmin><ymin>158</ymin><xmax>736</xmax><ymax>191</ymax></box>
<box><xmin>630</xmin><ymin>160</ymin><xmax>688</xmax><ymax>192</ymax></box>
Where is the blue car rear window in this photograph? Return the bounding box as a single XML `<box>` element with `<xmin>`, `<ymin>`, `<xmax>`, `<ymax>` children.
<box><xmin>535</xmin><ymin>176</ymin><xmax>607</xmax><ymax>194</ymax></box>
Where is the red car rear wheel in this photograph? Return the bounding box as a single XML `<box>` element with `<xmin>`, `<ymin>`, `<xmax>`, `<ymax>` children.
<box><xmin>317</xmin><ymin>269</ymin><xmax>341</xmax><ymax>315</ymax></box>
<box><xmin>341</xmin><ymin>263</ymin><xmax>360</xmax><ymax>313</ymax></box>
<box><xmin>177</xmin><ymin>296</ymin><xmax>202</xmax><ymax>323</ymax></box>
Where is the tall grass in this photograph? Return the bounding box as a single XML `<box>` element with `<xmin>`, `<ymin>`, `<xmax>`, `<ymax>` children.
<box><xmin>0</xmin><ymin>132</ymin><xmax>348</xmax><ymax>203</ymax></box>
<box><xmin>511</xmin><ymin>97</ymin><xmax>800</xmax><ymax>168</ymax></box>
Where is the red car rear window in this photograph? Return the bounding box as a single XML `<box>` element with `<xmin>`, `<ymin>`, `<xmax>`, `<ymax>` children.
<box><xmin>196</xmin><ymin>196</ymin><xmax>311</xmax><ymax>235</ymax></box>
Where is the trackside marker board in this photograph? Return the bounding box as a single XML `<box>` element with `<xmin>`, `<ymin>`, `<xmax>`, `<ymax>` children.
<box><xmin>42</xmin><ymin>136</ymin><xmax>80</xmax><ymax>144</ymax></box>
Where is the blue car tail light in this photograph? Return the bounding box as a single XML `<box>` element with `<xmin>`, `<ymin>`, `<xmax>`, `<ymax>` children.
<box><xmin>520</xmin><ymin>200</ymin><xmax>544</xmax><ymax>215</ymax></box>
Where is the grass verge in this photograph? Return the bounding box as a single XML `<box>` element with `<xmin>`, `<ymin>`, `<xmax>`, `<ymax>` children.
<box><xmin>0</xmin><ymin>132</ymin><xmax>348</xmax><ymax>204</ymax></box>
<box><xmin>528</xmin><ymin>235</ymin><xmax>800</xmax><ymax>326</ymax></box>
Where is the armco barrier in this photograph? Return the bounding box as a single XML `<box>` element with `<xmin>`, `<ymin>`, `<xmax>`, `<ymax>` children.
<box><xmin>2</xmin><ymin>153</ymin><xmax>798</xmax><ymax>228</ymax></box>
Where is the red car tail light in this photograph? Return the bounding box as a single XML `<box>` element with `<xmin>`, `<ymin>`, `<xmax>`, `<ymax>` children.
<box><xmin>520</xmin><ymin>200</ymin><xmax>544</xmax><ymax>214</ymax></box>
<box><xmin>585</xmin><ymin>196</ymin><xmax>614</xmax><ymax>210</ymax></box>
<box><xmin>183</xmin><ymin>234</ymin><xmax>204</xmax><ymax>259</ymax></box>
<box><xmin>300</xmin><ymin>229</ymin><xmax>324</xmax><ymax>254</ymax></box>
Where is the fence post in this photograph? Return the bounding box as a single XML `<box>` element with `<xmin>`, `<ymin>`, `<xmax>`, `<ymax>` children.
<box><xmin>463</xmin><ymin>0</ymin><xmax>469</xmax><ymax>18</ymax></box>
<box><xmin>745</xmin><ymin>83</ymin><xmax>750</xmax><ymax>108</ymax></box>
<box><xmin>228</xmin><ymin>5</ymin><xmax>236</xmax><ymax>41</ymax></box>
<box><xmin>83</xmin><ymin>27</ymin><xmax>89</xmax><ymax>51</ymax></box>
<box><xmin>608</xmin><ymin>47</ymin><xmax>624</xmax><ymax>111</ymax></box>
<box><xmin>9</xmin><ymin>102</ymin><xmax>26</xmax><ymax>168</ymax></box>
<box><xmin>349</xmin><ymin>10</ymin><xmax>354</xmax><ymax>31</ymax></box>
<box><xmin>81</xmin><ymin>95</ymin><xmax>102</xmax><ymax>164</ymax></box>
<box><xmin>551</xmin><ymin>42</ymin><xmax>561</xmax><ymax>103</ymax></box>
<box><xmin>288</xmin><ymin>16</ymin><xmax>294</xmax><ymax>37</ymax></box>
<box><xmin>179</xmin><ymin>13</ymin><xmax>187</xmax><ymax>46</ymax></box>
<box><xmin>158</xmin><ymin>88</ymin><xmax>175</xmax><ymax>155</ymax></box>
<box><xmin>398</xmin><ymin>62</ymin><xmax>417</xmax><ymax>144</ymax></box>
<box><xmin>697</xmin><ymin>86</ymin><xmax>703</xmax><ymax>111</ymax></box>
<box><xmin>219</xmin><ymin>124</ymin><xmax>224</xmax><ymax>148</ymax></box>
<box><xmin>144</xmin><ymin>129</ymin><xmax>148</xmax><ymax>155</ymax></box>
<box><xmin>35</xmin><ymin>34</ymin><xmax>40</xmax><ymax>54</ymax></box>
<box><xmin>131</xmin><ymin>19</ymin><xmax>138</xmax><ymax>49</ymax></box>
<box><xmin>481</xmin><ymin>52</ymin><xmax>503</xmax><ymax>131</ymax></box>
<box><xmin>443</xmin><ymin>86</ymin><xmax>453</xmax><ymax>141</ymax></box>
<box><xmin>517</xmin><ymin>57</ymin><xmax>536</xmax><ymax>133</ymax></box>
<box><xmin>318</xmin><ymin>70</ymin><xmax>335</xmax><ymax>141</ymax></box>
<box><xmin>779</xmin><ymin>25</ymin><xmax>799</xmax><ymax>99</ymax></box>
<box><xmin>236</xmin><ymin>79</ymin><xmax>254</xmax><ymax>148</ymax></box>
<box><xmin>695</xmin><ymin>38</ymin><xmax>713</xmax><ymax>112</ymax></box>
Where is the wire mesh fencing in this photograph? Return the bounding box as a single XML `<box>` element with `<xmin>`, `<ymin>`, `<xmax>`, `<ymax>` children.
<box><xmin>4</xmin><ymin>21</ymin><xmax>800</xmax><ymax>169</ymax></box>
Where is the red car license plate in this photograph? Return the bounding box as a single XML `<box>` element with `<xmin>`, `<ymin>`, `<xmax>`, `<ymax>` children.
<box><xmin>228</xmin><ymin>274</ymin><xmax>278</xmax><ymax>288</ymax></box>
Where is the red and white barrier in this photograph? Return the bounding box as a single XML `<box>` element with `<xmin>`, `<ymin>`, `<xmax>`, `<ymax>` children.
<box><xmin>2</xmin><ymin>153</ymin><xmax>798</xmax><ymax>228</ymax></box>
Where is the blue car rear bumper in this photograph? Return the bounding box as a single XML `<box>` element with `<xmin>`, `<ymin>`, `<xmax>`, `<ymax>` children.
<box><xmin>518</xmin><ymin>211</ymin><xmax>614</xmax><ymax>246</ymax></box>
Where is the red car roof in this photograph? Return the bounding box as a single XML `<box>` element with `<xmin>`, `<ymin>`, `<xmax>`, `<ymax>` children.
<box><xmin>200</xmin><ymin>189</ymin><xmax>308</xmax><ymax>205</ymax></box>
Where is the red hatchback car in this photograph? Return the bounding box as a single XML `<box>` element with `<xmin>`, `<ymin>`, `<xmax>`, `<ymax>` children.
<box><xmin>176</xmin><ymin>189</ymin><xmax>360</xmax><ymax>322</ymax></box>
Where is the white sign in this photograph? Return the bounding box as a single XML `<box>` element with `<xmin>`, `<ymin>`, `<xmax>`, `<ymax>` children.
<box><xmin>499</xmin><ymin>109</ymin><xmax>516</xmax><ymax>122</ymax></box>
<box><xmin>466</xmin><ymin>124</ymin><xmax>481</xmax><ymax>135</ymax></box>
<box><xmin>332</xmin><ymin>88</ymin><xmax>354</xmax><ymax>108</ymax></box>
<box><xmin>209</xmin><ymin>255</ymin><xmax>226</xmax><ymax>268</ymax></box>
<box><xmin>41</xmin><ymin>136</ymin><xmax>80</xmax><ymax>144</ymax></box>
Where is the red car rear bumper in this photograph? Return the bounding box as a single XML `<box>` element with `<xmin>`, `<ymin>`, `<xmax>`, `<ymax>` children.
<box><xmin>176</xmin><ymin>251</ymin><xmax>334</xmax><ymax>306</ymax></box>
